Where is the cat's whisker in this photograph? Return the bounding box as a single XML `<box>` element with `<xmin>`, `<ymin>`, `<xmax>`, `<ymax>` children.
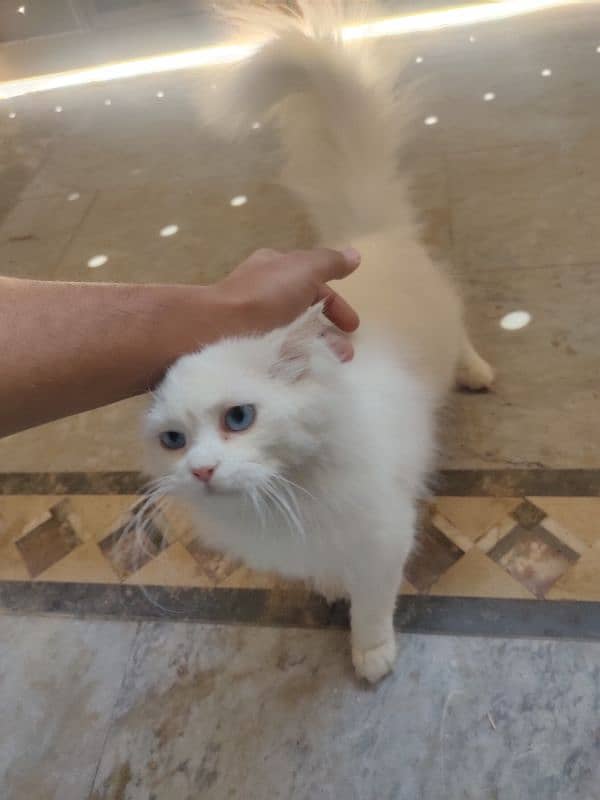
<box><xmin>255</xmin><ymin>483</ymin><xmax>280</xmax><ymax>528</ymax></box>
<box><xmin>122</xmin><ymin>478</ymin><xmax>174</xmax><ymax>572</ymax></box>
<box><xmin>274</xmin><ymin>482</ymin><xmax>303</xmax><ymax>529</ymax></box>
<box><xmin>114</xmin><ymin>479</ymin><xmax>185</xmax><ymax>616</ymax></box>
<box><xmin>248</xmin><ymin>487</ymin><xmax>268</xmax><ymax>532</ymax></box>
<box><xmin>272</xmin><ymin>475</ymin><xmax>310</xmax><ymax>534</ymax></box>
<box><xmin>263</xmin><ymin>478</ymin><xmax>306</xmax><ymax>541</ymax></box>
<box><xmin>275</xmin><ymin>474</ymin><xmax>317</xmax><ymax>503</ymax></box>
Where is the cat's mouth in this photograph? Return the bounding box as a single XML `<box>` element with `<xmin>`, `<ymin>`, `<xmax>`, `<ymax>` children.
<box><xmin>193</xmin><ymin>481</ymin><xmax>242</xmax><ymax>498</ymax></box>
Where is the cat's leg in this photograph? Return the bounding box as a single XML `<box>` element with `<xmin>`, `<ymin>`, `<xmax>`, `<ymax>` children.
<box><xmin>350</xmin><ymin>581</ymin><xmax>398</xmax><ymax>684</ymax></box>
<box><xmin>456</xmin><ymin>331</ymin><xmax>495</xmax><ymax>391</ymax></box>
<box><xmin>349</xmin><ymin>512</ymin><xmax>414</xmax><ymax>684</ymax></box>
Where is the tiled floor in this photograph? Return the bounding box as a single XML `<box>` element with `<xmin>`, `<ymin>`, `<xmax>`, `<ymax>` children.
<box><xmin>2</xmin><ymin>3</ymin><xmax>600</xmax><ymax>795</ymax></box>
<box><xmin>2</xmin><ymin>615</ymin><xmax>600</xmax><ymax>800</ymax></box>
<box><xmin>2</xmin><ymin>487</ymin><xmax>600</xmax><ymax>603</ymax></box>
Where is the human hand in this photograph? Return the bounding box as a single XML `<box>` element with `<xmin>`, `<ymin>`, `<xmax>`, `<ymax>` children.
<box><xmin>215</xmin><ymin>246</ymin><xmax>361</xmax><ymax>334</ymax></box>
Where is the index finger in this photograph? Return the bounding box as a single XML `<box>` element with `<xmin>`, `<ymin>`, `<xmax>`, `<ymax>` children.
<box><xmin>287</xmin><ymin>247</ymin><xmax>361</xmax><ymax>282</ymax></box>
<box><xmin>318</xmin><ymin>285</ymin><xmax>360</xmax><ymax>332</ymax></box>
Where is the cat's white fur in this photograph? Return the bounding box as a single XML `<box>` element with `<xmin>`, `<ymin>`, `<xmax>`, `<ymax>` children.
<box><xmin>145</xmin><ymin>1</ymin><xmax>493</xmax><ymax>683</ymax></box>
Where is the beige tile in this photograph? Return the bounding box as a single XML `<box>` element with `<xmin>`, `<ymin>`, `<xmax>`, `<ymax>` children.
<box><xmin>448</xmin><ymin>139</ymin><xmax>600</xmax><ymax>271</ymax></box>
<box><xmin>398</xmin><ymin>579</ymin><xmax>418</xmax><ymax>597</ymax></box>
<box><xmin>546</xmin><ymin>549</ymin><xmax>600</xmax><ymax>602</ymax></box>
<box><xmin>438</xmin><ymin>45</ymin><xmax>600</xmax><ymax>155</ymax></box>
<box><xmin>0</xmin><ymin>191</ymin><xmax>95</xmax><ymax>279</ymax></box>
<box><xmin>0</xmin><ymin>134</ymin><xmax>52</xmax><ymax>223</ymax></box>
<box><xmin>22</xmin><ymin>80</ymin><xmax>280</xmax><ymax>200</ymax></box>
<box><xmin>0</xmin><ymin>541</ymin><xmax>30</xmax><ymax>581</ymax></box>
<box><xmin>434</xmin><ymin>497</ymin><xmax>520</xmax><ymax>543</ymax></box>
<box><xmin>429</xmin><ymin>547</ymin><xmax>534</xmax><ymax>600</ymax></box>
<box><xmin>66</xmin><ymin>496</ymin><xmax>139</xmax><ymax>543</ymax></box>
<box><xmin>37</xmin><ymin>541</ymin><xmax>119</xmax><ymax>584</ymax></box>
<box><xmin>0</xmin><ymin>396</ymin><xmax>146</xmax><ymax>472</ymax></box>
<box><xmin>442</xmin><ymin>263</ymin><xmax>600</xmax><ymax>469</ymax></box>
<box><xmin>55</xmin><ymin>179</ymin><xmax>313</xmax><ymax>285</ymax></box>
<box><xmin>124</xmin><ymin>541</ymin><xmax>213</xmax><ymax>588</ymax></box>
<box><xmin>529</xmin><ymin>498</ymin><xmax>600</xmax><ymax>549</ymax></box>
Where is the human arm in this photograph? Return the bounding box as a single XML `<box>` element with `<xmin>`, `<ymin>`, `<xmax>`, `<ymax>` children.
<box><xmin>0</xmin><ymin>246</ymin><xmax>360</xmax><ymax>437</ymax></box>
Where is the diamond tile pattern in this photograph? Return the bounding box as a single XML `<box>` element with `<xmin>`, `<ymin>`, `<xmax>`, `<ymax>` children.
<box><xmin>15</xmin><ymin>500</ymin><xmax>81</xmax><ymax>578</ymax></box>
<box><xmin>1</xmin><ymin>494</ymin><xmax>599</xmax><ymax>601</ymax></box>
<box><xmin>405</xmin><ymin>517</ymin><xmax>464</xmax><ymax>592</ymax></box>
<box><xmin>99</xmin><ymin>514</ymin><xmax>167</xmax><ymax>579</ymax></box>
<box><xmin>488</xmin><ymin>524</ymin><xmax>579</xmax><ymax>598</ymax></box>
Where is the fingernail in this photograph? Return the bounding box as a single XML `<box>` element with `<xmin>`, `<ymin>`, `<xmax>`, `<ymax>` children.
<box><xmin>342</xmin><ymin>247</ymin><xmax>361</xmax><ymax>266</ymax></box>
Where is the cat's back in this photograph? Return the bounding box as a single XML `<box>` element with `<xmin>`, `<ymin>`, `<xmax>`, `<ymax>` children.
<box><xmin>337</xmin><ymin>227</ymin><xmax>464</xmax><ymax>400</ymax></box>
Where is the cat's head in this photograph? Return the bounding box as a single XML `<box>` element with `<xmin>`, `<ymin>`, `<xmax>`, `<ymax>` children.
<box><xmin>145</xmin><ymin>305</ymin><xmax>350</xmax><ymax>503</ymax></box>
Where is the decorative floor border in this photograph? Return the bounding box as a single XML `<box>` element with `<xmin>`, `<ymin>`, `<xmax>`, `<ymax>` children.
<box><xmin>1</xmin><ymin>469</ymin><xmax>600</xmax><ymax>496</ymax></box>
<box><xmin>1</xmin><ymin>581</ymin><xmax>599</xmax><ymax>639</ymax></box>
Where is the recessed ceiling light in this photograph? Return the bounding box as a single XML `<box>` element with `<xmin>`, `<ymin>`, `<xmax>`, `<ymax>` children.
<box><xmin>67</xmin><ymin>192</ymin><xmax>80</xmax><ymax>201</ymax></box>
<box><xmin>88</xmin><ymin>254</ymin><xmax>108</xmax><ymax>268</ymax></box>
<box><xmin>541</xmin><ymin>68</ymin><xmax>552</xmax><ymax>77</ymax></box>
<box><xmin>424</xmin><ymin>115</ymin><xmax>438</xmax><ymax>126</ymax></box>
<box><xmin>55</xmin><ymin>105</ymin><xmax>63</xmax><ymax>113</ymax></box>
<box><xmin>483</xmin><ymin>92</ymin><xmax>496</xmax><ymax>101</ymax></box>
<box><xmin>500</xmin><ymin>310</ymin><xmax>531</xmax><ymax>330</ymax></box>
<box><xmin>160</xmin><ymin>224</ymin><xmax>179</xmax><ymax>237</ymax></box>
<box><xmin>230</xmin><ymin>195</ymin><xmax>248</xmax><ymax>207</ymax></box>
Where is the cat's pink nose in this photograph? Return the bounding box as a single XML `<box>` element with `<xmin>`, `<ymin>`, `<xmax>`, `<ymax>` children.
<box><xmin>192</xmin><ymin>466</ymin><xmax>216</xmax><ymax>484</ymax></box>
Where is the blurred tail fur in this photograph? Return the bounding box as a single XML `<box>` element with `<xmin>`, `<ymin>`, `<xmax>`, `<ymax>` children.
<box><xmin>214</xmin><ymin>1</ymin><xmax>418</xmax><ymax>242</ymax></box>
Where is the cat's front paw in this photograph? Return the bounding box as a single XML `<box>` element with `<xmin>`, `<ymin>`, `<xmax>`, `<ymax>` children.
<box><xmin>352</xmin><ymin>636</ymin><xmax>397</xmax><ymax>684</ymax></box>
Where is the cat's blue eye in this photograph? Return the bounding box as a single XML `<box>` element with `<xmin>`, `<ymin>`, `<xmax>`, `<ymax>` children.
<box><xmin>223</xmin><ymin>404</ymin><xmax>256</xmax><ymax>433</ymax></box>
<box><xmin>159</xmin><ymin>430</ymin><xmax>187</xmax><ymax>450</ymax></box>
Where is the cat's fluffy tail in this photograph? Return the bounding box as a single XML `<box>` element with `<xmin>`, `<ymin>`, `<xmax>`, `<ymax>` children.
<box><xmin>215</xmin><ymin>1</ymin><xmax>416</xmax><ymax>242</ymax></box>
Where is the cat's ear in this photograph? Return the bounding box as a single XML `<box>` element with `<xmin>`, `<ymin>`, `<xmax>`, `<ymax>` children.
<box><xmin>270</xmin><ymin>303</ymin><xmax>327</xmax><ymax>382</ymax></box>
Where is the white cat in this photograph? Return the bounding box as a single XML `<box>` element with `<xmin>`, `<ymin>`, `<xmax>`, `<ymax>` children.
<box><xmin>144</xmin><ymin>1</ymin><xmax>493</xmax><ymax>683</ymax></box>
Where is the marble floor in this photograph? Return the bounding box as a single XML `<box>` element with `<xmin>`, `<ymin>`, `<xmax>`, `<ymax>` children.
<box><xmin>2</xmin><ymin>614</ymin><xmax>600</xmax><ymax>800</ymax></box>
<box><xmin>1</xmin><ymin>2</ymin><xmax>600</xmax><ymax>796</ymax></box>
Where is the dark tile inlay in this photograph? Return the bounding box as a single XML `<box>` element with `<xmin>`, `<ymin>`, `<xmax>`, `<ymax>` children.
<box><xmin>511</xmin><ymin>499</ymin><xmax>547</xmax><ymax>530</ymax></box>
<box><xmin>99</xmin><ymin>509</ymin><xmax>167</xmax><ymax>579</ymax></box>
<box><xmin>1</xmin><ymin>582</ymin><xmax>600</xmax><ymax>639</ymax></box>
<box><xmin>405</xmin><ymin>520</ymin><xmax>464</xmax><ymax>592</ymax></box>
<box><xmin>14</xmin><ymin>499</ymin><xmax>81</xmax><ymax>578</ymax></box>
<box><xmin>488</xmin><ymin>524</ymin><xmax>580</xmax><ymax>598</ymax></box>
<box><xmin>2</xmin><ymin>469</ymin><xmax>600</xmax><ymax>496</ymax></box>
